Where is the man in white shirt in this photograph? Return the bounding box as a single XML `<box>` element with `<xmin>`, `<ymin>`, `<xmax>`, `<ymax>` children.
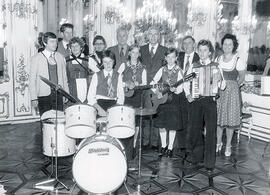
<box><xmin>30</xmin><ymin>32</ymin><xmax>69</xmax><ymax>116</ymax></box>
<box><xmin>140</xmin><ymin>26</ymin><xmax>168</xmax><ymax>150</ymax></box>
<box><xmin>108</xmin><ymin>27</ymin><xmax>130</xmax><ymax>73</ymax></box>
<box><xmin>57</xmin><ymin>23</ymin><xmax>73</xmax><ymax>58</ymax></box>
<box><xmin>175</xmin><ymin>36</ymin><xmax>200</xmax><ymax>159</ymax></box>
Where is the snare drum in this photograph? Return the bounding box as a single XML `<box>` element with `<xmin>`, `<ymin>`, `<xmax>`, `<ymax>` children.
<box><xmin>42</xmin><ymin>118</ymin><xmax>76</xmax><ymax>157</ymax></box>
<box><xmin>65</xmin><ymin>104</ymin><xmax>97</xmax><ymax>138</ymax></box>
<box><xmin>107</xmin><ymin>105</ymin><xmax>135</xmax><ymax>138</ymax></box>
<box><xmin>72</xmin><ymin>134</ymin><xmax>127</xmax><ymax>194</ymax></box>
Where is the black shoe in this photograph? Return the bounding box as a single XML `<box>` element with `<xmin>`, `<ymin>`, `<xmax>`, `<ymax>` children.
<box><xmin>166</xmin><ymin>149</ymin><xmax>173</xmax><ymax>158</ymax></box>
<box><xmin>158</xmin><ymin>146</ymin><xmax>168</xmax><ymax>156</ymax></box>
<box><xmin>184</xmin><ymin>160</ymin><xmax>198</xmax><ymax>169</ymax></box>
<box><xmin>205</xmin><ymin>167</ymin><xmax>214</xmax><ymax>174</ymax></box>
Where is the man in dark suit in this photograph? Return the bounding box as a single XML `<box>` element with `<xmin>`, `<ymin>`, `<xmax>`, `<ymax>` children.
<box><xmin>108</xmin><ymin>27</ymin><xmax>130</xmax><ymax>73</ymax></box>
<box><xmin>57</xmin><ymin>23</ymin><xmax>73</xmax><ymax>58</ymax></box>
<box><xmin>140</xmin><ymin>26</ymin><xmax>168</xmax><ymax>150</ymax></box>
<box><xmin>176</xmin><ymin>35</ymin><xmax>199</xmax><ymax>159</ymax></box>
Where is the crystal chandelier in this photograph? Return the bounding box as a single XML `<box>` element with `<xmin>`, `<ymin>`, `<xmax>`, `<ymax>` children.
<box><xmin>232</xmin><ymin>15</ymin><xmax>257</xmax><ymax>35</ymax></box>
<box><xmin>134</xmin><ymin>0</ymin><xmax>177</xmax><ymax>34</ymax></box>
<box><xmin>187</xmin><ymin>0</ymin><xmax>208</xmax><ymax>27</ymax></box>
<box><xmin>104</xmin><ymin>0</ymin><xmax>131</xmax><ymax>26</ymax></box>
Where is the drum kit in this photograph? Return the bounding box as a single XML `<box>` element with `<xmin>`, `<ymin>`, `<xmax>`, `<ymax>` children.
<box><xmin>35</xmin><ymin>76</ymin><xmax>156</xmax><ymax>194</ymax></box>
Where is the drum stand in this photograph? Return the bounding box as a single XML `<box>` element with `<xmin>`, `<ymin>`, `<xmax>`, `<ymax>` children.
<box><xmin>133</xmin><ymin>92</ymin><xmax>157</xmax><ymax>194</ymax></box>
<box><xmin>34</xmin><ymin>87</ymin><xmax>69</xmax><ymax>192</ymax></box>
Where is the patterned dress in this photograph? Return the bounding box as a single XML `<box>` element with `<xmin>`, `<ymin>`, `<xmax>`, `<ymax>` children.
<box><xmin>217</xmin><ymin>56</ymin><xmax>241</xmax><ymax>128</ymax></box>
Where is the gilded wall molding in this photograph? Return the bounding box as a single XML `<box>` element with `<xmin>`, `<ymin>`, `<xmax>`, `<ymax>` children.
<box><xmin>0</xmin><ymin>92</ymin><xmax>9</xmax><ymax>118</ymax></box>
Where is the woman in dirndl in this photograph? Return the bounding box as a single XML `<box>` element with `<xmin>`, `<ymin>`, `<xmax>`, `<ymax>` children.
<box><xmin>150</xmin><ymin>48</ymin><xmax>183</xmax><ymax>158</ymax></box>
<box><xmin>216</xmin><ymin>34</ymin><xmax>246</xmax><ymax>157</ymax></box>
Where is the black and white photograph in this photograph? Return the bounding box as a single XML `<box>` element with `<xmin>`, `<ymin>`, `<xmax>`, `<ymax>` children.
<box><xmin>0</xmin><ymin>0</ymin><xmax>270</xmax><ymax>194</ymax></box>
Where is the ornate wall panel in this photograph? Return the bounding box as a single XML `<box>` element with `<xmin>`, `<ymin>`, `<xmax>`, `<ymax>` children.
<box><xmin>0</xmin><ymin>0</ymin><xmax>39</xmax><ymax>122</ymax></box>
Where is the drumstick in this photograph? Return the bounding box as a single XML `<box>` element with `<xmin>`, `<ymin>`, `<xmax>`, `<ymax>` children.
<box><xmin>93</xmin><ymin>103</ymin><xmax>107</xmax><ymax>117</ymax></box>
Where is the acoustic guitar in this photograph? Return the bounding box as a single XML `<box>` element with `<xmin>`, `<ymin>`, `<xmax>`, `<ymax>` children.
<box><xmin>149</xmin><ymin>72</ymin><xmax>196</xmax><ymax>110</ymax></box>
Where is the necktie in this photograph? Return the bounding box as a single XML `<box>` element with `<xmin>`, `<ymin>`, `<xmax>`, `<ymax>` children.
<box><xmin>150</xmin><ymin>46</ymin><xmax>155</xmax><ymax>58</ymax></box>
<box><xmin>184</xmin><ymin>55</ymin><xmax>190</xmax><ymax>75</ymax></box>
<box><xmin>120</xmin><ymin>47</ymin><xmax>124</xmax><ymax>58</ymax></box>
<box><xmin>107</xmin><ymin>73</ymin><xmax>114</xmax><ymax>98</ymax></box>
<box><xmin>48</xmin><ymin>53</ymin><xmax>57</xmax><ymax>65</ymax></box>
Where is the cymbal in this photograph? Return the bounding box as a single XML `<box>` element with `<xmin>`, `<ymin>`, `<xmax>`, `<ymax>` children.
<box><xmin>135</xmin><ymin>108</ymin><xmax>156</xmax><ymax>116</ymax></box>
<box><xmin>40</xmin><ymin>76</ymin><xmax>79</xmax><ymax>103</ymax></box>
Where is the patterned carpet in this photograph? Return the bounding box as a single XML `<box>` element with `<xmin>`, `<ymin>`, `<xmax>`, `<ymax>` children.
<box><xmin>0</xmin><ymin>122</ymin><xmax>270</xmax><ymax>194</ymax></box>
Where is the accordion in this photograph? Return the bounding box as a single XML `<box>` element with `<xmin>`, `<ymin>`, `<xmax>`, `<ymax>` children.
<box><xmin>191</xmin><ymin>64</ymin><xmax>221</xmax><ymax>98</ymax></box>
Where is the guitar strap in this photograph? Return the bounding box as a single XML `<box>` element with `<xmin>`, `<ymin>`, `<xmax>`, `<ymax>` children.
<box><xmin>178</xmin><ymin>68</ymin><xmax>185</xmax><ymax>82</ymax></box>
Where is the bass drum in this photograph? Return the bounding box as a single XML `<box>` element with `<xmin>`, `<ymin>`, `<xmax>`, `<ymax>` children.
<box><xmin>72</xmin><ymin>134</ymin><xmax>127</xmax><ymax>194</ymax></box>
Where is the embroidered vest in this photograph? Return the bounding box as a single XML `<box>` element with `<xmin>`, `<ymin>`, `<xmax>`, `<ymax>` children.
<box><xmin>122</xmin><ymin>62</ymin><xmax>145</xmax><ymax>84</ymax></box>
<box><xmin>161</xmin><ymin>66</ymin><xmax>180</xmax><ymax>86</ymax></box>
<box><xmin>96</xmin><ymin>70</ymin><xmax>119</xmax><ymax>98</ymax></box>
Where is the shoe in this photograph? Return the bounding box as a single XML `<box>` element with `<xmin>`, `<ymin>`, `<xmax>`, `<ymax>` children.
<box><xmin>216</xmin><ymin>142</ymin><xmax>223</xmax><ymax>153</ymax></box>
<box><xmin>205</xmin><ymin>167</ymin><xmax>214</xmax><ymax>174</ymax></box>
<box><xmin>184</xmin><ymin>161</ymin><xmax>198</xmax><ymax>169</ymax></box>
<box><xmin>158</xmin><ymin>146</ymin><xmax>167</xmax><ymax>156</ymax></box>
<box><xmin>225</xmin><ymin>146</ymin><xmax>232</xmax><ymax>157</ymax></box>
<box><xmin>166</xmin><ymin>149</ymin><xmax>173</xmax><ymax>158</ymax></box>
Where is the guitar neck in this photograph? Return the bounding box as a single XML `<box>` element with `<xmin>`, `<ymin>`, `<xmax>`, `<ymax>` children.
<box><xmin>171</xmin><ymin>79</ymin><xmax>184</xmax><ymax>88</ymax></box>
<box><xmin>134</xmin><ymin>84</ymin><xmax>158</xmax><ymax>90</ymax></box>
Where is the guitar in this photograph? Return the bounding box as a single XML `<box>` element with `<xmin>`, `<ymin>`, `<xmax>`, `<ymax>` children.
<box><xmin>150</xmin><ymin>72</ymin><xmax>196</xmax><ymax>110</ymax></box>
<box><xmin>124</xmin><ymin>83</ymin><xmax>162</xmax><ymax>97</ymax></box>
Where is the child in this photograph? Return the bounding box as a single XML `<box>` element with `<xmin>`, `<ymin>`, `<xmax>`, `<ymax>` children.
<box><xmin>184</xmin><ymin>40</ymin><xmax>223</xmax><ymax>172</ymax></box>
<box><xmin>150</xmin><ymin>48</ymin><xmax>184</xmax><ymax>158</ymax></box>
<box><xmin>87</xmin><ymin>50</ymin><xmax>124</xmax><ymax>113</ymax></box>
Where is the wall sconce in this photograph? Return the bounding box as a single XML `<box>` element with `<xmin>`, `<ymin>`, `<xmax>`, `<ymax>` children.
<box><xmin>7</xmin><ymin>1</ymin><xmax>37</xmax><ymax>18</ymax></box>
<box><xmin>59</xmin><ymin>18</ymin><xmax>70</xmax><ymax>26</ymax></box>
<box><xmin>83</xmin><ymin>14</ymin><xmax>95</xmax><ymax>31</ymax></box>
<box><xmin>267</xmin><ymin>21</ymin><xmax>270</xmax><ymax>38</ymax></box>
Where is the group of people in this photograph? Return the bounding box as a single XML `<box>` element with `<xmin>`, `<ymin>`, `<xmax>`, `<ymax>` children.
<box><xmin>30</xmin><ymin>23</ymin><xmax>246</xmax><ymax>172</ymax></box>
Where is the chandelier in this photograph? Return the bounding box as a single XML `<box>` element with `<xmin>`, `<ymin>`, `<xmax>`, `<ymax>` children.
<box><xmin>134</xmin><ymin>0</ymin><xmax>177</xmax><ymax>34</ymax></box>
<box><xmin>104</xmin><ymin>0</ymin><xmax>131</xmax><ymax>26</ymax></box>
<box><xmin>232</xmin><ymin>15</ymin><xmax>257</xmax><ymax>35</ymax></box>
<box><xmin>187</xmin><ymin>0</ymin><xmax>208</xmax><ymax>27</ymax></box>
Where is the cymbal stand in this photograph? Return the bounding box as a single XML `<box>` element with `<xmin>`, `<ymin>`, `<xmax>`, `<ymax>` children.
<box><xmin>35</xmin><ymin>87</ymin><xmax>69</xmax><ymax>191</ymax></box>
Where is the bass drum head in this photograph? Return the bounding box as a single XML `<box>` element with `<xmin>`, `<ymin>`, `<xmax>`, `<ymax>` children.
<box><xmin>72</xmin><ymin>135</ymin><xmax>127</xmax><ymax>194</ymax></box>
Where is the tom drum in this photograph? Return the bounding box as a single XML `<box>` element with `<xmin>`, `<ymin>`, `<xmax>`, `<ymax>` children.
<box><xmin>65</xmin><ymin>104</ymin><xmax>97</xmax><ymax>138</ymax></box>
<box><xmin>107</xmin><ymin>105</ymin><xmax>135</xmax><ymax>138</ymax></box>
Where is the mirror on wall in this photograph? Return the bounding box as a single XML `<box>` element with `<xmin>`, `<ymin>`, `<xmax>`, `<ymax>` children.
<box><xmin>247</xmin><ymin>0</ymin><xmax>270</xmax><ymax>73</ymax></box>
